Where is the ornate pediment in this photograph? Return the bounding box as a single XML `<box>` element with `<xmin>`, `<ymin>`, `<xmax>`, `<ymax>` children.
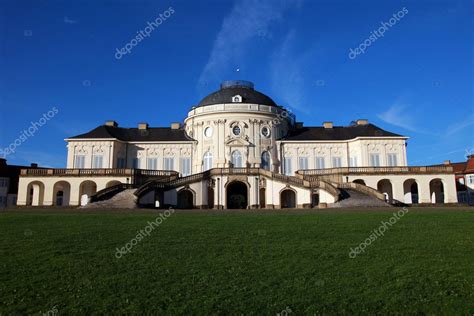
<box><xmin>225</xmin><ymin>137</ymin><xmax>251</xmax><ymax>147</ymax></box>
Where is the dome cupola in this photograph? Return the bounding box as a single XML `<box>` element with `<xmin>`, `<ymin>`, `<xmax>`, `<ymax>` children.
<box><xmin>197</xmin><ymin>80</ymin><xmax>278</xmax><ymax>107</ymax></box>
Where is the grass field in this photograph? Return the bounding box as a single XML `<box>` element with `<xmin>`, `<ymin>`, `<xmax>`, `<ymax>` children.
<box><xmin>1</xmin><ymin>207</ymin><xmax>473</xmax><ymax>315</ymax></box>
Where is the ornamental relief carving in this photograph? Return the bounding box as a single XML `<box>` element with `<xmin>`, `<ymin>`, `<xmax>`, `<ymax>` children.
<box><xmin>76</xmin><ymin>146</ymin><xmax>88</xmax><ymax>154</ymax></box>
<box><xmin>93</xmin><ymin>146</ymin><xmax>105</xmax><ymax>154</ymax></box>
<box><xmin>147</xmin><ymin>148</ymin><xmax>160</xmax><ymax>157</ymax></box>
<box><xmin>180</xmin><ymin>148</ymin><xmax>192</xmax><ymax>156</ymax></box>
<box><xmin>163</xmin><ymin>148</ymin><xmax>176</xmax><ymax>157</ymax></box>
<box><xmin>367</xmin><ymin>144</ymin><xmax>381</xmax><ymax>152</ymax></box>
<box><xmin>298</xmin><ymin>148</ymin><xmax>309</xmax><ymax>156</ymax></box>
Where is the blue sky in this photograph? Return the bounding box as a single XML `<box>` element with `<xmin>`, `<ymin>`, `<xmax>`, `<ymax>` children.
<box><xmin>0</xmin><ymin>0</ymin><xmax>472</xmax><ymax>167</ymax></box>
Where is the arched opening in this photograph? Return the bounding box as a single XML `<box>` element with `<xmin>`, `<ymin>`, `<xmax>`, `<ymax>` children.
<box><xmin>177</xmin><ymin>189</ymin><xmax>194</xmax><ymax>209</ymax></box>
<box><xmin>261</xmin><ymin>151</ymin><xmax>271</xmax><ymax>171</ymax></box>
<box><xmin>26</xmin><ymin>181</ymin><xmax>45</xmax><ymax>206</ymax></box>
<box><xmin>56</xmin><ymin>191</ymin><xmax>64</xmax><ymax>206</ymax></box>
<box><xmin>106</xmin><ymin>180</ymin><xmax>121</xmax><ymax>188</ymax></box>
<box><xmin>226</xmin><ymin>181</ymin><xmax>248</xmax><ymax>209</ymax></box>
<box><xmin>203</xmin><ymin>151</ymin><xmax>212</xmax><ymax>171</ymax></box>
<box><xmin>207</xmin><ymin>187</ymin><xmax>214</xmax><ymax>209</ymax></box>
<box><xmin>377</xmin><ymin>179</ymin><xmax>393</xmax><ymax>203</ymax></box>
<box><xmin>280</xmin><ymin>189</ymin><xmax>296</xmax><ymax>209</ymax></box>
<box><xmin>353</xmin><ymin>179</ymin><xmax>366</xmax><ymax>185</ymax></box>
<box><xmin>53</xmin><ymin>181</ymin><xmax>71</xmax><ymax>206</ymax></box>
<box><xmin>259</xmin><ymin>188</ymin><xmax>266</xmax><ymax>208</ymax></box>
<box><xmin>311</xmin><ymin>193</ymin><xmax>320</xmax><ymax>207</ymax></box>
<box><xmin>403</xmin><ymin>179</ymin><xmax>418</xmax><ymax>204</ymax></box>
<box><xmin>79</xmin><ymin>181</ymin><xmax>97</xmax><ymax>206</ymax></box>
<box><xmin>231</xmin><ymin>150</ymin><xmax>242</xmax><ymax>168</ymax></box>
<box><xmin>430</xmin><ymin>179</ymin><xmax>444</xmax><ymax>203</ymax></box>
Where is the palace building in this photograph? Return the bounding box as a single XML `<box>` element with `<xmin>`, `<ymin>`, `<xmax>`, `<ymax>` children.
<box><xmin>17</xmin><ymin>80</ymin><xmax>457</xmax><ymax>209</ymax></box>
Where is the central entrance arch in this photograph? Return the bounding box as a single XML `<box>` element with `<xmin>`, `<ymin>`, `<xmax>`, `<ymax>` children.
<box><xmin>226</xmin><ymin>181</ymin><xmax>248</xmax><ymax>209</ymax></box>
<box><xmin>280</xmin><ymin>189</ymin><xmax>296</xmax><ymax>208</ymax></box>
<box><xmin>177</xmin><ymin>189</ymin><xmax>194</xmax><ymax>209</ymax></box>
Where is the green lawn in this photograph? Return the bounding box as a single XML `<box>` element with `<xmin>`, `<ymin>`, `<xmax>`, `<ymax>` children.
<box><xmin>1</xmin><ymin>207</ymin><xmax>473</xmax><ymax>315</ymax></box>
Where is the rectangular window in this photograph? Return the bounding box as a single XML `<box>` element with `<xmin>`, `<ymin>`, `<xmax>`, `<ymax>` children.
<box><xmin>298</xmin><ymin>157</ymin><xmax>308</xmax><ymax>170</ymax></box>
<box><xmin>0</xmin><ymin>179</ymin><xmax>8</xmax><ymax>187</ymax></box>
<box><xmin>370</xmin><ymin>154</ymin><xmax>380</xmax><ymax>167</ymax></box>
<box><xmin>74</xmin><ymin>155</ymin><xmax>85</xmax><ymax>168</ymax></box>
<box><xmin>181</xmin><ymin>157</ymin><xmax>191</xmax><ymax>176</ymax></box>
<box><xmin>147</xmin><ymin>158</ymin><xmax>158</xmax><ymax>170</ymax></box>
<box><xmin>284</xmin><ymin>157</ymin><xmax>293</xmax><ymax>176</ymax></box>
<box><xmin>468</xmin><ymin>175</ymin><xmax>474</xmax><ymax>184</ymax></box>
<box><xmin>387</xmin><ymin>153</ymin><xmax>398</xmax><ymax>166</ymax></box>
<box><xmin>92</xmin><ymin>155</ymin><xmax>103</xmax><ymax>168</ymax></box>
<box><xmin>315</xmin><ymin>157</ymin><xmax>325</xmax><ymax>169</ymax></box>
<box><xmin>117</xmin><ymin>157</ymin><xmax>126</xmax><ymax>168</ymax></box>
<box><xmin>132</xmin><ymin>158</ymin><xmax>141</xmax><ymax>169</ymax></box>
<box><xmin>349</xmin><ymin>156</ymin><xmax>358</xmax><ymax>167</ymax></box>
<box><xmin>332</xmin><ymin>157</ymin><xmax>342</xmax><ymax>168</ymax></box>
<box><xmin>164</xmin><ymin>157</ymin><xmax>174</xmax><ymax>171</ymax></box>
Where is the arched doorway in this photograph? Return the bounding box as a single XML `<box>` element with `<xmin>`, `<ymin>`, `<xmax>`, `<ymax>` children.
<box><xmin>353</xmin><ymin>179</ymin><xmax>366</xmax><ymax>185</ymax></box>
<box><xmin>177</xmin><ymin>189</ymin><xmax>194</xmax><ymax>209</ymax></box>
<box><xmin>26</xmin><ymin>181</ymin><xmax>45</xmax><ymax>206</ymax></box>
<box><xmin>106</xmin><ymin>180</ymin><xmax>121</xmax><ymax>188</ymax></box>
<box><xmin>259</xmin><ymin>188</ymin><xmax>266</xmax><ymax>208</ymax></box>
<box><xmin>79</xmin><ymin>181</ymin><xmax>97</xmax><ymax>206</ymax></box>
<box><xmin>280</xmin><ymin>189</ymin><xmax>296</xmax><ymax>208</ymax></box>
<box><xmin>311</xmin><ymin>193</ymin><xmax>320</xmax><ymax>207</ymax></box>
<box><xmin>377</xmin><ymin>179</ymin><xmax>393</xmax><ymax>203</ymax></box>
<box><xmin>207</xmin><ymin>187</ymin><xmax>214</xmax><ymax>209</ymax></box>
<box><xmin>430</xmin><ymin>179</ymin><xmax>444</xmax><ymax>203</ymax></box>
<box><xmin>53</xmin><ymin>181</ymin><xmax>71</xmax><ymax>206</ymax></box>
<box><xmin>226</xmin><ymin>181</ymin><xmax>248</xmax><ymax>209</ymax></box>
<box><xmin>403</xmin><ymin>179</ymin><xmax>418</xmax><ymax>204</ymax></box>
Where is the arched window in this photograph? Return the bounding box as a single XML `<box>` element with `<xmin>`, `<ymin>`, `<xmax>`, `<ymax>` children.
<box><xmin>231</xmin><ymin>150</ymin><xmax>242</xmax><ymax>168</ymax></box>
<box><xmin>261</xmin><ymin>151</ymin><xmax>271</xmax><ymax>170</ymax></box>
<box><xmin>203</xmin><ymin>151</ymin><xmax>213</xmax><ymax>171</ymax></box>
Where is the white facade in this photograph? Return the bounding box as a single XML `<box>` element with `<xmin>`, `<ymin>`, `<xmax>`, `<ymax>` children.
<box><xmin>17</xmin><ymin>80</ymin><xmax>458</xmax><ymax>209</ymax></box>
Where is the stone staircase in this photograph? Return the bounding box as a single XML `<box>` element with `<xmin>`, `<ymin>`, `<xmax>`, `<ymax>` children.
<box><xmin>82</xmin><ymin>189</ymin><xmax>138</xmax><ymax>209</ymax></box>
<box><xmin>332</xmin><ymin>189</ymin><xmax>390</xmax><ymax>208</ymax></box>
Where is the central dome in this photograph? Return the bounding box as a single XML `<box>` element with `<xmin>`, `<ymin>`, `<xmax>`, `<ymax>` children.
<box><xmin>197</xmin><ymin>80</ymin><xmax>278</xmax><ymax>107</ymax></box>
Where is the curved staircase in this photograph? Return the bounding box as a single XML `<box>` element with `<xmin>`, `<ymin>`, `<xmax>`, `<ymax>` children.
<box><xmin>83</xmin><ymin>189</ymin><xmax>138</xmax><ymax>209</ymax></box>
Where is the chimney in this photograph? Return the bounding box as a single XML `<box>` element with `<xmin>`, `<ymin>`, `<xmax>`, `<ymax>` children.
<box><xmin>138</xmin><ymin>122</ymin><xmax>148</xmax><ymax>130</ymax></box>
<box><xmin>0</xmin><ymin>158</ymin><xmax>6</xmax><ymax>167</ymax></box>
<box><xmin>323</xmin><ymin>122</ymin><xmax>333</xmax><ymax>129</ymax></box>
<box><xmin>30</xmin><ymin>163</ymin><xmax>38</xmax><ymax>168</ymax></box>
<box><xmin>295</xmin><ymin>122</ymin><xmax>303</xmax><ymax>129</ymax></box>
<box><xmin>443</xmin><ymin>160</ymin><xmax>451</xmax><ymax>165</ymax></box>
<box><xmin>105</xmin><ymin>120</ymin><xmax>118</xmax><ymax>127</ymax></box>
<box><xmin>170</xmin><ymin>122</ymin><xmax>180</xmax><ymax>130</ymax></box>
<box><xmin>356</xmin><ymin>119</ymin><xmax>368</xmax><ymax>126</ymax></box>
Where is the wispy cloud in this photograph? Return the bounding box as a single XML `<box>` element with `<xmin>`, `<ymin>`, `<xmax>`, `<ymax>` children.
<box><xmin>377</xmin><ymin>103</ymin><xmax>417</xmax><ymax>131</ymax></box>
<box><xmin>377</xmin><ymin>102</ymin><xmax>436</xmax><ymax>135</ymax></box>
<box><xmin>445</xmin><ymin>113</ymin><xmax>474</xmax><ymax>136</ymax></box>
<box><xmin>269</xmin><ymin>30</ymin><xmax>315</xmax><ymax>112</ymax></box>
<box><xmin>64</xmin><ymin>16</ymin><xmax>77</xmax><ymax>24</ymax></box>
<box><xmin>198</xmin><ymin>0</ymin><xmax>297</xmax><ymax>87</ymax></box>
